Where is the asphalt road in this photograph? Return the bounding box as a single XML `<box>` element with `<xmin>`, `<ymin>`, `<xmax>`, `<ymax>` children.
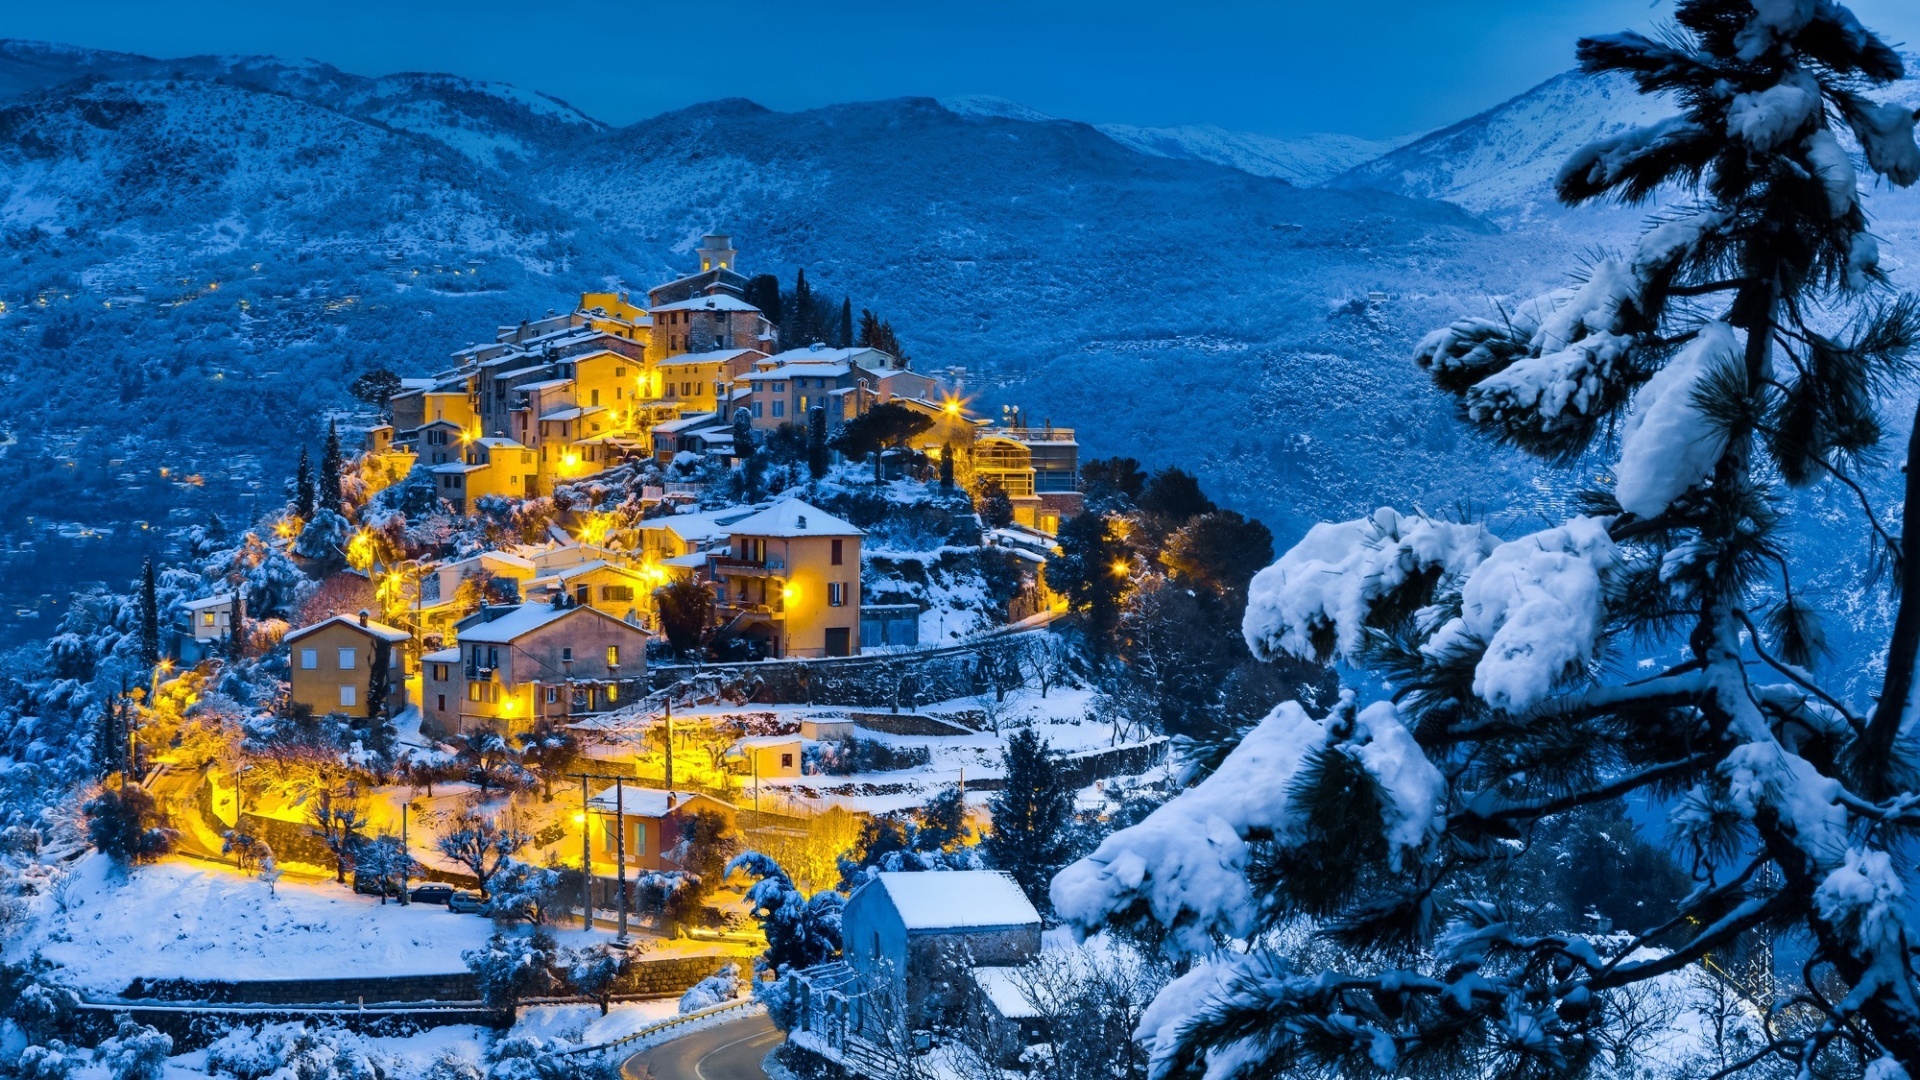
<box><xmin>624</xmin><ymin>1013</ymin><xmax>782</xmax><ymax>1080</ymax></box>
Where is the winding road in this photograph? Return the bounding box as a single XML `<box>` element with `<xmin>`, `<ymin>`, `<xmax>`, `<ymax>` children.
<box><xmin>623</xmin><ymin>1013</ymin><xmax>783</xmax><ymax>1080</ymax></box>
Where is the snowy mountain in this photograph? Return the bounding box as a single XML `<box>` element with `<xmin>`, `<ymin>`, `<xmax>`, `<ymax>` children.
<box><xmin>938</xmin><ymin>96</ymin><xmax>1406</xmax><ymax>186</ymax></box>
<box><xmin>1329</xmin><ymin>70</ymin><xmax>1675</xmax><ymax>220</ymax></box>
<box><xmin>1097</xmin><ymin>125</ymin><xmax>1407</xmax><ymax>187</ymax></box>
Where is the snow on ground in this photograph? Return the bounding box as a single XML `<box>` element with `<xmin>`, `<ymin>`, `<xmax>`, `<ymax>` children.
<box><xmin>12</xmin><ymin>854</ymin><xmax>613</xmax><ymax>991</ymax></box>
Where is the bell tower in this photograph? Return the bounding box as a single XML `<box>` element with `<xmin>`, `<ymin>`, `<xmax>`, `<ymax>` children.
<box><xmin>697</xmin><ymin>234</ymin><xmax>737</xmax><ymax>273</ymax></box>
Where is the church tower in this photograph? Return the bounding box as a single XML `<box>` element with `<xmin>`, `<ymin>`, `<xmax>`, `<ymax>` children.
<box><xmin>697</xmin><ymin>234</ymin><xmax>737</xmax><ymax>273</ymax></box>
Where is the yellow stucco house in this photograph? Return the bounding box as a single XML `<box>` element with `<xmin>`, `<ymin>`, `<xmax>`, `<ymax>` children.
<box><xmin>711</xmin><ymin>500</ymin><xmax>864</xmax><ymax>658</ymax></box>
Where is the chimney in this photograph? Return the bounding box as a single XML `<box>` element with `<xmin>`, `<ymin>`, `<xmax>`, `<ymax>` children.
<box><xmin>666</xmin><ymin>793</ymin><xmax>678</xmax><ymax>810</ymax></box>
<box><xmin>357</xmin><ymin>609</ymin><xmax>370</xmax><ymax>627</ymax></box>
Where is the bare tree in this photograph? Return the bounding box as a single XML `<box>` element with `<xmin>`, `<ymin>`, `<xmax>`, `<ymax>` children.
<box><xmin>435</xmin><ymin>811</ymin><xmax>530</xmax><ymax>896</ymax></box>
<box><xmin>307</xmin><ymin>778</ymin><xmax>369</xmax><ymax>884</ymax></box>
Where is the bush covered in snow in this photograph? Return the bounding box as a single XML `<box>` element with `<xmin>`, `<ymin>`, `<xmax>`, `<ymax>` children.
<box><xmin>678</xmin><ymin>962</ymin><xmax>741</xmax><ymax>1014</ymax></box>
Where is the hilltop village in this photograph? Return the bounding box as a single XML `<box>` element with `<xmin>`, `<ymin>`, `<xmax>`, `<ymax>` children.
<box><xmin>0</xmin><ymin>234</ymin><xmax>1297</xmax><ymax>1076</ymax></box>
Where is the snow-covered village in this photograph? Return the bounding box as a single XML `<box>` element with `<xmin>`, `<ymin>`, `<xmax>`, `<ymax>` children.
<box><xmin>8</xmin><ymin>1</ymin><xmax>1920</xmax><ymax>1078</ymax></box>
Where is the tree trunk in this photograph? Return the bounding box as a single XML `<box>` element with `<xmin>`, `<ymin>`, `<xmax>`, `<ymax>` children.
<box><xmin>1862</xmin><ymin>401</ymin><xmax>1920</xmax><ymax>790</ymax></box>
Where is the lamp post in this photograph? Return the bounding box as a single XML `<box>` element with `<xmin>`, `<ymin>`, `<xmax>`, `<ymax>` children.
<box><xmin>613</xmin><ymin>775</ymin><xmax>629</xmax><ymax>945</ymax></box>
<box><xmin>399</xmin><ymin>801</ymin><xmax>413</xmax><ymax>905</ymax></box>
<box><xmin>578</xmin><ymin>777</ymin><xmax>593</xmax><ymax>930</ymax></box>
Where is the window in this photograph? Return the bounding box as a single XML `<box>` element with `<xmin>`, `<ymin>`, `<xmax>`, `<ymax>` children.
<box><xmin>781</xmin><ymin>752</ymin><xmax>794</xmax><ymax>769</ymax></box>
<box><xmin>202</xmin><ymin>611</ymin><xmax>217</xmax><ymax>627</ymax></box>
<box><xmin>545</xmin><ymin>687</ymin><xmax>559</xmax><ymax>703</ymax></box>
<box><xmin>831</xmin><ymin>538</ymin><xmax>844</xmax><ymax>566</ymax></box>
<box><xmin>752</xmin><ymin>402</ymin><xmax>762</xmax><ymax>418</ymax></box>
<box><xmin>772</xmin><ymin>400</ymin><xmax>784</xmax><ymax>418</ymax></box>
<box><xmin>338</xmin><ymin>647</ymin><xmax>356</xmax><ymax>670</ymax></box>
<box><xmin>561</xmin><ymin>647</ymin><xmax>574</xmax><ymax>663</ymax></box>
<box><xmin>591</xmin><ymin>389</ymin><xmax>600</xmax><ymax>406</ymax></box>
<box><xmin>339</xmin><ymin>685</ymin><xmax>358</xmax><ymax>707</ymax></box>
<box><xmin>436</xmin><ymin>693</ymin><xmax>446</xmax><ymax>711</ymax></box>
<box><xmin>300</xmin><ymin>648</ymin><xmax>318</xmax><ymax>670</ymax></box>
<box><xmin>432</xmin><ymin>663</ymin><xmax>447</xmax><ymax>681</ymax></box>
<box><xmin>828</xmin><ymin>582</ymin><xmax>847</xmax><ymax>607</ymax></box>
<box><xmin>468</xmin><ymin>682</ymin><xmax>482</xmax><ymax>702</ymax></box>
<box><xmin>601</xmin><ymin>585</ymin><xmax>634</xmax><ymax>602</ymax></box>
<box><xmin>607</xmin><ymin>645</ymin><xmax>621</xmax><ymax>667</ymax></box>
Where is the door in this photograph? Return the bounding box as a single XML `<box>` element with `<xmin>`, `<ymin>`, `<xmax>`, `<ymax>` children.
<box><xmin>824</xmin><ymin>627</ymin><xmax>852</xmax><ymax>657</ymax></box>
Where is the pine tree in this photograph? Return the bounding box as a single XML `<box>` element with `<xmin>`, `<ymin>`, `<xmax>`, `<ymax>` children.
<box><xmin>806</xmin><ymin>406</ymin><xmax>829</xmax><ymax>481</ymax></box>
<box><xmin>838</xmin><ymin>297</ymin><xmax>853</xmax><ymax>348</ymax></box>
<box><xmin>319</xmin><ymin>420</ymin><xmax>344</xmax><ymax>514</ymax></box>
<box><xmin>1048</xmin><ymin>513</ymin><xmax>1124</xmax><ymax>663</ymax></box>
<box><xmin>983</xmin><ymin>728</ymin><xmax>1073</xmax><ymax>910</ymax></box>
<box><xmin>939</xmin><ymin>442</ymin><xmax>955</xmax><ymax>491</ymax></box>
<box><xmin>227</xmin><ymin>592</ymin><xmax>245</xmax><ymax>658</ymax></box>
<box><xmin>1053</xmin><ymin>3</ymin><xmax>1920</xmax><ymax>1073</ymax></box>
<box><xmin>137</xmin><ymin>559</ymin><xmax>159</xmax><ymax>671</ymax></box>
<box><xmin>294</xmin><ymin>447</ymin><xmax>315</xmax><ymax>520</ymax></box>
<box><xmin>96</xmin><ymin>696</ymin><xmax>125</xmax><ymax>778</ymax></box>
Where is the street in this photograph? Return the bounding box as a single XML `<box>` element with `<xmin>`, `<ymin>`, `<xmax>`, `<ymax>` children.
<box><xmin>623</xmin><ymin>1013</ymin><xmax>782</xmax><ymax>1080</ymax></box>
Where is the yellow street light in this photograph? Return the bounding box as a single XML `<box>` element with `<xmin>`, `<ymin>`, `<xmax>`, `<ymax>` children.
<box><xmin>1110</xmin><ymin>559</ymin><xmax>1130</xmax><ymax>578</ymax></box>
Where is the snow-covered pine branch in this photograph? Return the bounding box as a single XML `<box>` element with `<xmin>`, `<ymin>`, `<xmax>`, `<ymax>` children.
<box><xmin>1051</xmin><ymin>1</ymin><xmax>1920</xmax><ymax>1074</ymax></box>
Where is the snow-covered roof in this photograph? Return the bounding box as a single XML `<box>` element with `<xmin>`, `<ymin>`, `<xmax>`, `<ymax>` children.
<box><xmin>540</xmin><ymin>404</ymin><xmax>606</xmax><ymax>422</ymax></box>
<box><xmin>431</xmin><ymin>462</ymin><xmax>485</xmax><ymax>475</ymax></box>
<box><xmin>527</xmin><ymin>560</ymin><xmax>647</xmax><ymax>587</ymax></box>
<box><xmin>517</xmin><ymin>378</ymin><xmax>574</xmax><ymax>393</ymax></box>
<box><xmin>652</xmin><ymin>413</ymin><xmax>720</xmax><ymax>434</ymax></box>
<box><xmin>746</xmin><ymin>364</ymin><xmax>852</xmax><ymax>381</ymax></box>
<box><xmin>867</xmin><ymin>871</ymin><xmax>1039</xmax><ymax>931</ymax></box>
<box><xmin>456</xmin><ymin>602</ymin><xmax>644</xmax><ymax>644</ymax></box>
<box><xmin>661</xmin><ymin>348</ymin><xmax>759</xmax><ymax>366</ymax></box>
<box><xmin>971</xmin><ymin>967</ymin><xmax>1041</xmax><ymax>1019</ymax></box>
<box><xmin>651</xmin><ymin>293</ymin><xmax>761</xmax><ymax>314</ymax></box>
<box><xmin>732</xmin><ymin>734</ymin><xmax>802</xmax><ymax>749</ymax></box>
<box><xmin>727</xmin><ymin>500</ymin><xmax>863</xmax><ymax>539</ymax></box>
<box><xmin>422</xmin><ymin>647</ymin><xmax>462</xmax><ymax>663</ymax></box>
<box><xmin>586</xmin><ymin>788</ymin><xmax>730</xmax><ymax>818</ymax></box>
<box><xmin>285</xmin><ymin>614</ymin><xmax>411</xmax><ymax>645</ymax></box>
<box><xmin>662</xmin><ymin>552</ymin><xmax>709</xmax><ymax>569</ymax></box>
<box><xmin>184</xmin><ymin>593</ymin><xmax>235</xmax><ymax>611</ymax></box>
<box><xmin>494</xmin><ymin>364</ymin><xmax>555</xmax><ymax>380</ymax></box>
<box><xmin>644</xmin><ymin>506</ymin><xmax>762</xmax><ymax>544</ymax></box>
<box><xmin>399</xmin><ymin>378</ymin><xmax>436</xmax><ymax>391</ymax></box>
<box><xmin>762</xmin><ymin>345</ymin><xmax>892</xmax><ymax>367</ymax></box>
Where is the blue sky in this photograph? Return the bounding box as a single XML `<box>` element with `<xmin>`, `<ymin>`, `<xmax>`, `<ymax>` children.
<box><xmin>4</xmin><ymin>1</ymin><xmax>1920</xmax><ymax>139</ymax></box>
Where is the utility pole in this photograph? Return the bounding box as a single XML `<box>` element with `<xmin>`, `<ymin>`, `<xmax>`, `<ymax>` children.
<box><xmin>580</xmin><ymin>775</ymin><xmax>593</xmax><ymax>931</ymax></box>
<box><xmin>613</xmin><ymin>776</ymin><xmax>629</xmax><ymax>944</ymax></box>
<box><xmin>663</xmin><ymin>700</ymin><xmax>674</xmax><ymax>792</ymax></box>
<box><xmin>399</xmin><ymin>802</ymin><xmax>411</xmax><ymax>905</ymax></box>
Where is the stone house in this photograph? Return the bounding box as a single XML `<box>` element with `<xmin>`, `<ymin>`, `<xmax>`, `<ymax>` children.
<box><xmin>583</xmin><ymin>787</ymin><xmax>737</xmax><ymax>874</ymax></box>
<box><xmin>841</xmin><ymin>870</ymin><xmax>1042</xmax><ymax>1027</ymax></box>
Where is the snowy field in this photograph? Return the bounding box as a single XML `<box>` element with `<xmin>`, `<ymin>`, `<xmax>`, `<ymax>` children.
<box><xmin>12</xmin><ymin>854</ymin><xmax>614</xmax><ymax>992</ymax></box>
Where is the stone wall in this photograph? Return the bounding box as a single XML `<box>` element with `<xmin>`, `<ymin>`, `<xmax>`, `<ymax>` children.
<box><xmin>70</xmin><ymin>1002</ymin><xmax>505</xmax><ymax>1053</ymax></box>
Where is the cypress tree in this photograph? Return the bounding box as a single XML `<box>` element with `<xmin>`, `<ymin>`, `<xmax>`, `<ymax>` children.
<box><xmin>137</xmin><ymin>559</ymin><xmax>159</xmax><ymax>671</ymax></box>
<box><xmin>806</xmin><ymin>406</ymin><xmax>829</xmax><ymax>481</ymax></box>
<box><xmin>228</xmin><ymin>592</ymin><xmax>245</xmax><ymax>658</ymax></box>
<box><xmin>939</xmin><ymin>442</ymin><xmax>955</xmax><ymax>491</ymax></box>
<box><xmin>744</xmin><ymin>274</ymin><xmax>783</xmax><ymax>327</ymax></box>
<box><xmin>294</xmin><ymin>448</ymin><xmax>315</xmax><ymax>520</ymax></box>
<box><xmin>838</xmin><ymin>297</ymin><xmax>853</xmax><ymax>348</ymax></box>
<box><xmin>366</xmin><ymin>641</ymin><xmax>391</xmax><ymax>724</ymax></box>
<box><xmin>788</xmin><ymin>270</ymin><xmax>816</xmax><ymax>346</ymax></box>
<box><xmin>319</xmin><ymin>420</ymin><xmax>344</xmax><ymax>513</ymax></box>
<box><xmin>983</xmin><ymin>728</ymin><xmax>1073</xmax><ymax>910</ymax></box>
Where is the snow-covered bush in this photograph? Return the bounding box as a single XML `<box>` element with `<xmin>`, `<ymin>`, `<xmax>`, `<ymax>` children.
<box><xmin>678</xmin><ymin>962</ymin><xmax>741</xmax><ymax>1014</ymax></box>
<box><xmin>94</xmin><ymin>1016</ymin><xmax>171</xmax><ymax>1080</ymax></box>
<box><xmin>728</xmin><ymin>851</ymin><xmax>844</xmax><ymax>974</ymax></box>
<box><xmin>463</xmin><ymin>930</ymin><xmax>559</xmax><ymax>1009</ymax></box>
<box><xmin>14</xmin><ymin>1041</ymin><xmax>81</xmax><ymax>1080</ymax></box>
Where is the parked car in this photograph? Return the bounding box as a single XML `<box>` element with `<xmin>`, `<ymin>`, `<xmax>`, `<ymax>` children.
<box><xmin>448</xmin><ymin>889</ymin><xmax>485</xmax><ymax>914</ymax></box>
<box><xmin>352</xmin><ymin>873</ymin><xmax>400</xmax><ymax>898</ymax></box>
<box><xmin>409</xmin><ymin>883</ymin><xmax>455</xmax><ymax>906</ymax></box>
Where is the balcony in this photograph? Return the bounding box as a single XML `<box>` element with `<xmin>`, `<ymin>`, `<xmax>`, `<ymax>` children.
<box><xmin>719</xmin><ymin>601</ymin><xmax>785</xmax><ymax>620</ymax></box>
<box><xmin>711</xmin><ymin>554</ymin><xmax>786</xmax><ymax>577</ymax></box>
<box><xmin>997</xmin><ymin>427</ymin><xmax>1076</xmax><ymax>443</ymax></box>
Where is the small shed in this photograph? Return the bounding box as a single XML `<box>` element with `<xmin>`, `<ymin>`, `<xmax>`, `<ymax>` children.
<box><xmin>842</xmin><ymin>871</ymin><xmax>1041</xmax><ymax>1027</ymax></box>
<box><xmin>730</xmin><ymin>734</ymin><xmax>803</xmax><ymax>779</ymax></box>
<box><xmin>799</xmin><ymin>716</ymin><xmax>856</xmax><ymax>741</ymax></box>
<box><xmin>971</xmin><ymin>966</ymin><xmax>1049</xmax><ymax>1064</ymax></box>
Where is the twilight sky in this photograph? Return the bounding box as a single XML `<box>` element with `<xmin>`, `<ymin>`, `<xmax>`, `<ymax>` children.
<box><xmin>4</xmin><ymin>1</ymin><xmax>1920</xmax><ymax>139</ymax></box>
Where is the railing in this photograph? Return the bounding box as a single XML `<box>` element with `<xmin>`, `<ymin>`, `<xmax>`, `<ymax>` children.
<box><xmin>711</xmin><ymin>555</ymin><xmax>786</xmax><ymax>572</ymax></box>
<box><xmin>995</xmin><ymin>427</ymin><xmax>1076</xmax><ymax>442</ymax></box>
<box><xmin>556</xmin><ymin>998</ymin><xmax>764</xmax><ymax>1059</ymax></box>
